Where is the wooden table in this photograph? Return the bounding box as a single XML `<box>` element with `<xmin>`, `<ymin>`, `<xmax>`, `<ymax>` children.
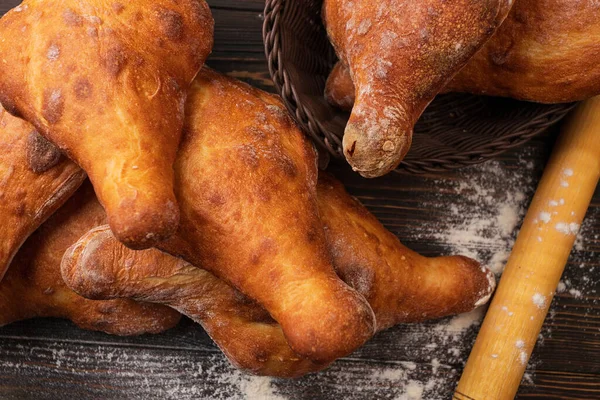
<box><xmin>0</xmin><ymin>1</ymin><xmax>598</xmax><ymax>399</ymax></box>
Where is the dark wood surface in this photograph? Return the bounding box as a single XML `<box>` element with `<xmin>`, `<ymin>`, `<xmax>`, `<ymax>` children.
<box><xmin>0</xmin><ymin>1</ymin><xmax>598</xmax><ymax>399</ymax></box>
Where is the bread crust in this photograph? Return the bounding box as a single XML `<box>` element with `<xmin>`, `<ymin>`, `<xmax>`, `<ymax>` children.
<box><xmin>0</xmin><ymin>106</ymin><xmax>85</xmax><ymax>281</ymax></box>
<box><xmin>445</xmin><ymin>0</ymin><xmax>600</xmax><ymax>102</ymax></box>
<box><xmin>326</xmin><ymin>0</ymin><xmax>600</xmax><ymax>104</ymax></box>
<box><xmin>322</xmin><ymin>0</ymin><xmax>511</xmax><ymax>177</ymax></box>
<box><xmin>62</xmin><ymin>173</ymin><xmax>495</xmax><ymax>376</ymax></box>
<box><xmin>0</xmin><ymin>0</ymin><xmax>214</xmax><ymax>248</ymax></box>
<box><xmin>0</xmin><ymin>182</ymin><xmax>181</xmax><ymax>336</ymax></box>
<box><xmin>157</xmin><ymin>68</ymin><xmax>376</xmax><ymax>363</ymax></box>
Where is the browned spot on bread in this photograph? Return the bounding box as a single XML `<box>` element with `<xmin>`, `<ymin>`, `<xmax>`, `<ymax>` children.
<box><xmin>42</xmin><ymin>88</ymin><xmax>64</xmax><ymax>124</ymax></box>
<box><xmin>514</xmin><ymin>8</ymin><xmax>528</xmax><ymax>24</ymax></box>
<box><xmin>279</xmin><ymin>156</ymin><xmax>298</xmax><ymax>178</ymax></box>
<box><xmin>26</xmin><ymin>130</ymin><xmax>62</xmax><ymax>173</ymax></box>
<box><xmin>238</xmin><ymin>145</ymin><xmax>259</xmax><ymax>170</ymax></box>
<box><xmin>490</xmin><ymin>41</ymin><xmax>514</xmax><ymax>66</ymax></box>
<box><xmin>208</xmin><ymin>191</ymin><xmax>226</xmax><ymax>206</ymax></box>
<box><xmin>87</xmin><ymin>26</ymin><xmax>98</xmax><ymax>37</ymax></box>
<box><xmin>46</xmin><ymin>43</ymin><xmax>60</xmax><ymax>61</ymax></box>
<box><xmin>255</xmin><ymin>186</ymin><xmax>271</xmax><ymax>202</ymax></box>
<box><xmin>190</xmin><ymin>0</ymin><xmax>210</xmax><ymax>23</ymax></box>
<box><xmin>252</xmin><ymin>347</ymin><xmax>269</xmax><ymax>363</ymax></box>
<box><xmin>73</xmin><ymin>77</ymin><xmax>93</xmax><ymax>99</ymax></box>
<box><xmin>133</xmin><ymin>56</ymin><xmax>145</xmax><ymax>68</ymax></box>
<box><xmin>63</xmin><ymin>8</ymin><xmax>83</xmax><ymax>26</ymax></box>
<box><xmin>337</xmin><ymin>264</ymin><xmax>375</xmax><ymax>299</ymax></box>
<box><xmin>347</xmin><ymin>140</ymin><xmax>357</xmax><ymax>157</ymax></box>
<box><xmin>92</xmin><ymin>319</ymin><xmax>110</xmax><ymax>328</ymax></box>
<box><xmin>232</xmin><ymin>290</ymin><xmax>253</xmax><ymax>305</ymax></box>
<box><xmin>155</xmin><ymin>7</ymin><xmax>184</xmax><ymax>40</ymax></box>
<box><xmin>250</xmin><ymin>238</ymin><xmax>277</xmax><ymax>265</ymax></box>
<box><xmin>103</xmin><ymin>46</ymin><xmax>127</xmax><ymax>77</ymax></box>
<box><xmin>306</xmin><ymin>224</ymin><xmax>320</xmax><ymax>243</ymax></box>
<box><xmin>246</xmin><ymin>126</ymin><xmax>266</xmax><ymax>140</ymax></box>
<box><xmin>167</xmin><ymin>76</ymin><xmax>181</xmax><ymax>93</ymax></box>
<box><xmin>13</xmin><ymin>203</ymin><xmax>25</xmax><ymax>216</ymax></box>
<box><xmin>0</xmin><ymin>93</ymin><xmax>20</xmax><ymax>117</ymax></box>
<box><xmin>112</xmin><ymin>3</ymin><xmax>125</xmax><ymax>14</ymax></box>
<box><xmin>14</xmin><ymin>189</ymin><xmax>27</xmax><ymax>202</ymax></box>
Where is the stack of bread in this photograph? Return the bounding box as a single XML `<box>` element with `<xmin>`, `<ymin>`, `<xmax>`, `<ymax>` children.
<box><xmin>323</xmin><ymin>0</ymin><xmax>600</xmax><ymax>176</ymax></box>
<box><xmin>7</xmin><ymin>0</ymin><xmax>593</xmax><ymax>378</ymax></box>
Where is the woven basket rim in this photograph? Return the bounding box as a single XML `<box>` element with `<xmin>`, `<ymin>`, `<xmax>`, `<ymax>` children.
<box><xmin>263</xmin><ymin>0</ymin><xmax>578</xmax><ymax>174</ymax></box>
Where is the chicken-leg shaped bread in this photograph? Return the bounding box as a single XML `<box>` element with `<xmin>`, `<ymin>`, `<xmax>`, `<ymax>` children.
<box><xmin>63</xmin><ymin>225</ymin><xmax>327</xmax><ymax>378</ymax></box>
<box><xmin>317</xmin><ymin>173</ymin><xmax>495</xmax><ymax>330</ymax></box>
<box><xmin>0</xmin><ymin>0</ymin><xmax>214</xmax><ymax>249</ymax></box>
<box><xmin>444</xmin><ymin>0</ymin><xmax>600</xmax><ymax>103</ymax></box>
<box><xmin>0</xmin><ymin>106</ymin><xmax>86</xmax><ymax>281</ymax></box>
<box><xmin>327</xmin><ymin>0</ymin><xmax>600</xmax><ymax>105</ymax></box>
<box><xmin>0</xmin><ymin>182</ymin><xmax>181</xmax><ymax>335</ymax></box>
<box><xmin>322</xmin><ymin>0</ymin><xmax>512</xmax><ymax>177</ymax></box>
<box><xmin>156</xmin><ymin>68</ymin><xmax>375</xmax><ymax>363</ymax></box>
<box><xmin>62</xmin><ymin>174</ymin><xmax>495</xmax><ymax>376</ymax></box>
<box><xmin>324</xmin><ymin>61</ymin><xmax>355</xmax><ymax>113</ymax></box>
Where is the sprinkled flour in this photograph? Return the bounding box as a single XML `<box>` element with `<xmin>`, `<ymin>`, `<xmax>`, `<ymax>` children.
<box><xmin>11</xmin><ymin>152</ymin><xmax>538</xmax><ymax>399</ymax></box>
<box><xmin>539</xmin><ymin>211</ymin><xmax>552</xmax><ymax>224</ymax></box>
<box><xmin>519</xmin><ymin>351</ymin><xmax>528</xmax><ymax>365</ymax></box>
<box><xmin>412</xmin><ymin>153</ymin><xmax>536</xmax><ymax>274</ymax></box>
<box><xmin>555</xmin><ymin>222</ymin><xmax>580</xmax><ymax>236</ymax></box>
<box><xmin>1</xmin><ymin>148</ymin><xmax>598</xmax><ymax>400</ymax></box>
<box><xmin>0</xmin><ymin>342</ymin><xmax>286</xmax><ymax>400</ymax></box>
<box><xmin>532</xmin><ymin>293</ymin><xmax>547</xmax><ymax>309</ymax></box>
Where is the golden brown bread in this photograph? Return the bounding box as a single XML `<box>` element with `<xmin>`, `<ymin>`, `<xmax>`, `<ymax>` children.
<box><xmin>322</xmin><ymin>0</ymin><xmax>511</xmax><ymax>177</ymax></box>
<box><xmin>0</xmin><ymin>66</ymin><xmax>373</xmax><ymax>362</ymax></box>
<box><xmin>317</xmin><ymin>173</ymin><xmax>495</xmax><ymax>330</ymax></box>
<box><xmin>326</xmin><ymin>0</ymin><xmax>600</xmax><ymax>106</ymax></box>
<box><xmin>0</xmin><ymin>182</ymin><xmax>181</xmax><ymax>336</ymax></box>
<box><xmin>0</xmin><ymin>106</ymin><xmax>85</xmax><ymax>281</ymax></box>
<box><xmin>324</xmin><ymin>61</ymin><xmax>355</xmax><ymax>113</ymax></box>
<box><xmin>0</xmin><ymin>0</ymin><xmax>214</xmax><ymax>249</ymax></box>
<box><xmin>324</xmin><ymin>62</ymin><xmax>355</xmax><ymax>112</ymax></box>
<box><xmin>62</xmin><ymin>173</ymin><xmax>495</xmax><ymax>377</ymax></box>
<box><xmin>156</xmin><ymin>68</ymin><xmax>375</xmax><ymax>363</ymax></box>
<box><xmin>444</xmin><ymin>0</ymin><xmax>600</xmax><ymax>102</ymax></box>
<box><xmin>62</xmin><ymin>224</ymin><xmax>326</xmax><ymax>378</ymax></box>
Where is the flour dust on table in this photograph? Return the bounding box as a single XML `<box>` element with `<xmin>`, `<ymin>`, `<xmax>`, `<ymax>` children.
<box><xmin>414</xmin><ymin>149</ymin><xmax>538</xmax><ymax>275</ymax></box>
<box><xmin>0</xmin><ymin>142</ymin><xmax>598</xmax><ymax>399</ymax></box>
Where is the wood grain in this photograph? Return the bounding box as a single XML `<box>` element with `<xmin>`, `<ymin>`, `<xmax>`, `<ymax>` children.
<box><xmin>457</xmin><ymin>98</ymin><xmax>600</xmax><ymax>399</ymax></box>
<box><xmin>0</xmin><ymin>1</ymin><xmax>598</xmax><ymax>399</ymax></box>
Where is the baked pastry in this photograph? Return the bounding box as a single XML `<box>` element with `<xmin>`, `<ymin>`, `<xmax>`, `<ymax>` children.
<box><xmin>326</xmin><ymin>0</ymin><xmax>600</xmax><ymax>105</ymax></box>
<box><xmin>317</xmin><ymin>172</ymin><xmax>495</xmax><ymax>330</ymax></box>
<box><xmin>156</xmin><ymin>68</ymin><xmax>375</xmax><ymax>363</ymax></box>
<box><xmin>63</xmin><ymin>224</ymin><xmax>325</xmax><ymax>377</ymax></box>
<box><xmin>62</xmin><ymin>174</ymin><xmax>495</xmax><ymax>376</ymax></box>
<box><xmin>444</xmin><ymin>0</ymin><xmax>600</xmax><ymax>103</ymax></box>
<box><xmin>0</xmin><ymin>67</ymin><xmax>374</xmax><ymax>361</ymax></box>
<box><xmin>0</xmin><ymin>182</ymin><xmax>181</xmax><ymax>336</ymax></box>
<box><xmin>0</xmin><ymin>0</ymin><xmax>214</xmax><ymax>249</ymax></box>
<box><xmin>322</xmin><ymin>0</ymin><xmax>512</xmax><ymax>176</ymax></box>
<box><xmin>324</xmin><ymin>61</ymin><xmax>354</xmax><ymax>112</ymax></box>
<box><xmin>0</xmin><ymin>106</ymin><xmax>85</xmax><ymax>281</ymax></box>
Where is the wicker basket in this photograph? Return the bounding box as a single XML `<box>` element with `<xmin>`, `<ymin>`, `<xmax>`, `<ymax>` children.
<box><xmin>262</xmin><ymin>0</ymin><xmax>577</xmax><ymax>174</ymax></box>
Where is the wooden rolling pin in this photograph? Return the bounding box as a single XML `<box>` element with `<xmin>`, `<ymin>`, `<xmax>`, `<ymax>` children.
<box><xmin>453</xmin><ymin>97</ymin><xmax>600</xmax><ymax>400</ymax></box>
